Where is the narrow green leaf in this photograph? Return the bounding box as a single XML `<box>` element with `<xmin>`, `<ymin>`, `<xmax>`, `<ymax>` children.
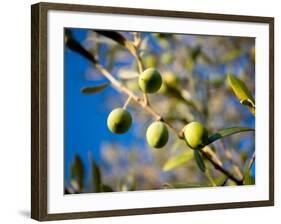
<box><xmin>65</xmin><ymin>187</ymin><xmax>76</xmax><ymax>194</ymax></box>
<box><xmin>81</xmin><ymin>83</ymin><xmax>110</xmax><ymax>94</ymax></box>
<box><xmin>94</xmin><ymin>30</ymin><xmax>137</xmax><ymax>57</ymax></box>
<box><xmin>243</xmin><ymin>155</ymin><xmax>255</xmax><ymax>185</ymax></box>
<box><xmin>190</xmin><ymin>45</ymin><xmax>201</xmax><ymax>61</ymax></box>
<box><xmin>128</xmin><ymin>182</ymin><xmax>136</xmax><ymax>191</ymax></box>
<box><xmin>243</xmin><ymin>170</ymin><xmax>255</xmax><ymax>185</ymax></box>
<box><xmin>185</xmin><ymin>58</ymin><xmax>194</xmax><ymax>71</ymax></box>
<box><xmin>171</xmin><ymin>139</ymin><xmax>184</xmax><ymax>152</ymax></box>
<box><xmin>166</xmin><ymin>87</ymin><xmax>200</xmax><ymax>111</ymax></box>
<box><xmin>220</xmin><ymin>49</ymin><xmax>242</xmax><ymax>63</ymax></box>
<box><xmin>201</xmin><ymin>51</ymin><xmax>214</xmax><ymax>64</ymax></box>
<box><xmin>70</xmin><ymin>179</ymin><xmax>80</xmax><ymax>192</ymax></box>
<box><xmin>102</xmin><ymin>184</ymin><xmax>114</xmax><ymax>192</ymax></box>
<box><xmin>205</xmin><ymin>127</ymin><xmax>254</xmax><ymax>146</ymax></box>
<box><xmin>163</xmin><ymin>182</ymin><xmax>209</xmax><ymax>189</ymax></box>
<box><xmin>205</xmin><ymin>169</ymin><xmax>216</xmax><ymax>186</ymax></box>
<box><xmin>215</xmin><ymin>176</ymin><xmax>229</xmax><ymax>186</ymax></box>
<box><xmin>65</xmin><ymin>29</ymin><xmax>96</xmax><ymax>63</ymax></box>
<box><xmin>143</xmin><ymin>54</ymin><xmax>157</xmax><ymax>68</ymax></box>
<box><xmin>92</xmin><ymin>160</ymin><xmax>102</xmax><ymax>193</ymax></box>
<box><xmin>70</xmin><ymin>155</ymin><xmax>84</xmax><ymax>191</ymax></box>
<box><xmin>194</xmin><ymin>151</ymin><xmax>206</xmax><ymax>172</ymax></box>
<box><xmin>227</xmin><ymin>74</ymin><xmax>255</xmax><ymax>110</ymax></box>
<box><xmin>163</xmin><ymin>150</ymin><xmax>194</xmax><ymax>171</ymax></box>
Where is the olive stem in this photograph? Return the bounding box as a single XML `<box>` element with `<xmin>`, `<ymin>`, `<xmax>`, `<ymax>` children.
<box><xmin>123</xmin><ymin>96</ymin><xmax>132</xmax><ymax>109</ymax></box>
<box><xmin>243</xmin><ymin>152</ymin><xmax>255</xmax><ymax>183</ymax></box>
<box><xmin>135</xmin><ymin>43</ymin><xmax>149</xmax><ymax>106</ymax></box>
<box><xmin>247</xmin><ymin>153</ymin><xmax>255</xmax><ymax>172</ymax></box>
<box><xmin>132</xmin><ymin>32</ymin><xmax>141</xmax><ymax>48</ymax></box>
<box><xmin>219</xmin><ymin>141</ymin><xmax>243</xmax><ymax>179</ymax></box>
<box><xmin>200</xmin><ymin>149</ymin><xmax>243</xmax><ymax>185</ymax></box>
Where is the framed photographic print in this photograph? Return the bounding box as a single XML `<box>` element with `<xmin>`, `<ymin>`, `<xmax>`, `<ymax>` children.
<box><xmin>31</xmin><ymin>2</ymin><xmax>274</xmax><ymax>221</ymax></box>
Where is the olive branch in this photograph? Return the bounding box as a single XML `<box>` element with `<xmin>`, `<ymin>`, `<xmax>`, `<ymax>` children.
<box><xmin>65</xmin><ymin>29</ymin><xmax>254</xmax><ymax>185</ymax></box>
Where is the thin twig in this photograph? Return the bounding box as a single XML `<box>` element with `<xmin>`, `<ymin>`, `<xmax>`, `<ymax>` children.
<box><xmin>200</xmin><ymin>149</ymin><xmax>243</xmax><ymax>185</ymax></box>
<box><xmin>132</xmin><ymin>32</ymin><xmax>141</xmax><ymax>48</ymax></box>
<box><xmin>247</xmin><ymin>153</ymin><xmax>256</xmax><ymax>173</ymax></box>
<box><xmin>131</xmin><ymin>32</ymin><xmax>149</xmax><ymax>107</ymax></box>
<box><xmin>162</xmin><ymin>118</ymin><xmax>184</xmax><ymax>139</ymax></box>
<box><xmin>241</xmin><ymin>153</ymin><xmax>255</xmax><ymax>183</ymax></box>
<box><xmin>143</xmin><ymin>93</ymin><xmax>149</xmax><ymax>106</ymax></box>
<box><xmin>135</xmin><ymin>50</ymin><xmax>149</xmax><ymax>106</ymax></box>
<box><xmin>219</xmin><ymin>141</ymin><xmax>244</xmax><ymax>179</ymax></box>
<box><xmin>123</xmin><ymin>96</ymin><xmax>132</xmax><ymax>109</ymax></box>
<box><xmin>136</xmin><ymin>55</ymin><xmax>144</xmax><ymax>73</ymax></box>
<box><xmin>220</xmin><ymin>178</ymin><xmax>228</xmax><ymax>186</ymax></box>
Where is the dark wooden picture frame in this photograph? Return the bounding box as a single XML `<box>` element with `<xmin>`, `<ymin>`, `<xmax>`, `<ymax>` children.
<box><xmin>31</xmin><ymin>2</ymin><xmax>274</xmax><ymax>221</ymax></box>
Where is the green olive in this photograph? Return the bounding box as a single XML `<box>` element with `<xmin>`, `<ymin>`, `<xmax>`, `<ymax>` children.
<box><xmin>146</xmin><ymin>121</ymin><xmax>169</xmax><ymax>148</ymax></box>
<box><xmin>159</xmin><ymin>72</ymin><xmax>179</xmax><ymax>93</ymax></box>
<box><xmin>143</xmin><ymin>55</ymin><xmax>157</xmax><ymax>68</ymax></box>
<box><xmin>107</xmin><ymin>108</ymin><xmax>132</xmax><ymax>134</ymax></box>
<box><xmin>164</xmin><ymin>72</ymin><xmax>178</xmax><ymax>88</ymax></box>
<box><xmin>183</xmin><ymin>121</ymin><xmax>208</xmax><ymax>149</ymax></box>
<box><xmin>138</xmin><ymin>68</ymin><xmax>162</xmax><ymax>93</ymax></box>
<box><xmin>161</xmin><ymin>52</ymin><xmax>174</xmax><ymax>64</ymax></box>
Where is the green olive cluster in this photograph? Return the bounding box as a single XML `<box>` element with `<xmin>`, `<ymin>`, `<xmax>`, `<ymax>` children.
<box><xmin>139</xmin><ymin>68</ymin><xmax>169</xmax><ymax>148</ymax></box>
<box><xmin>106</xmin><ymin>68</ymin><xmax>208</xmax><ymax>150</ymax></box>
<box><xmin>107</xmin><ymin>68</ymin><xmax>170</xmax><ymax>148</ymax></box>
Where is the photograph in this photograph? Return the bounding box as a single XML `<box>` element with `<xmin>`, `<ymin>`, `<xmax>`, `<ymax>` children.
<box><xmin>64</xmin><ymin>28</ymin><xmax>256</xmax><ymax>194</ymax></box>
<box><xmin>31</xmin><ymin>2</ymin><xmax>274</xmax><ymax>220</ymax></box>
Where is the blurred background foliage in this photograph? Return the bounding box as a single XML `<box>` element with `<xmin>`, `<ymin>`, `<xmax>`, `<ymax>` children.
<box><xmin>64</xmin><ymin>28</ymin><xmax>255</xmax><ymax>194</ymax></box>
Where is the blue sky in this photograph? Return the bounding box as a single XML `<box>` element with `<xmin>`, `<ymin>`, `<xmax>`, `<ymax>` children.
<box><xmin>64</xmin><ymin>29</ymin><xmax>145</xmax><ymax>182</ymax></box>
